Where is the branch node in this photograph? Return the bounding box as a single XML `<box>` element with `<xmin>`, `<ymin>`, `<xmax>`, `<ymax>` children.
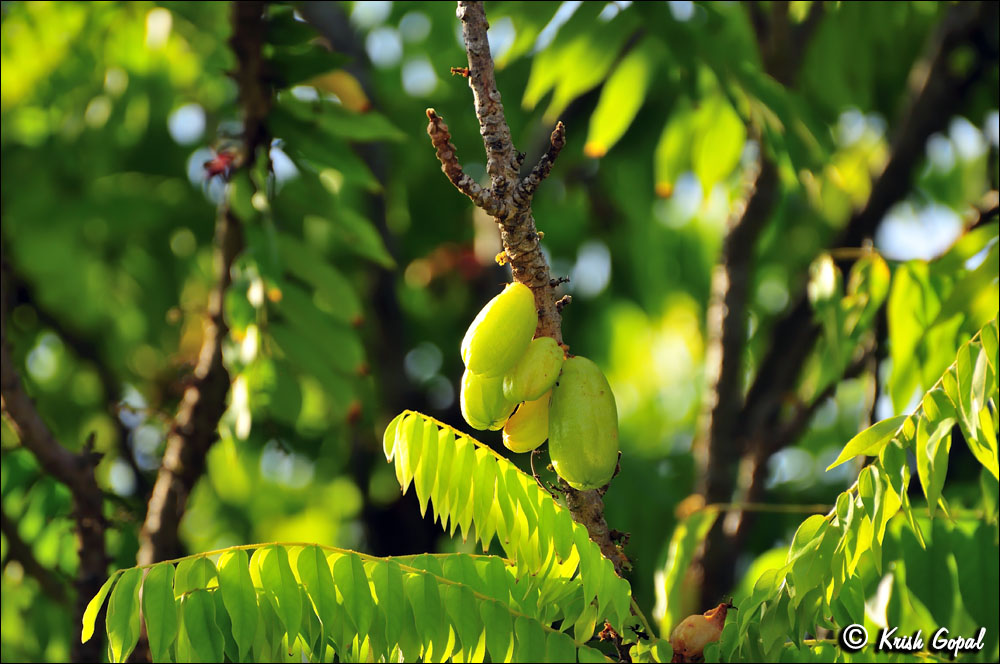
<box><xmin>425</xmin><ymin>108</ymin><xmax>501</xmax><ymax>214</ymax></box>
<box><xmin>517</xmin><ymin>121</ymin><xmax>567</xmax><ymax>203</ymax></box>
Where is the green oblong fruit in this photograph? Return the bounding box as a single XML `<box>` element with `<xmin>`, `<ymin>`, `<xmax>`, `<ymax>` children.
<box><xmin>461</xmin><ymin>283</ymin><xmax>537</xmax><ymax>378</ymax></box>
<box><xmin>502</xmin><ymin>391</ymin><xmax>551</xmax><ymax>453</ymax></box>
<box><xmin>460</xmin><ymin>368</ymin><xmax>517</xmax><ymax>431</ymax></box>
<box><xmin>548</xmin><ymin>356</ymin><xmax>619</xmax><ymax>490</ymax></box>
<box><xmin>502</xmin><ymin>337</ymin><xmax>564</xmax><ymax>403</ymax></box>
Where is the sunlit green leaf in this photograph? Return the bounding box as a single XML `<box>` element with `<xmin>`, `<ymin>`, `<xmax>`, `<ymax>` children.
<box><xmin>106</xmin><ymin>567</ymin><xmax>142</xmax><ymax>663</ymax></box>
<box><xmin>142</xmin><ymin>564</ymin><xmax>179</xmax><ymax>663</ymax></box>
<box><xmin>826</xmin><ymin>415</ymin><xmax>908</xmax><ymax>470</ymax></box>
<box><xmin>218</xmin><ymin>550</ymin><xmax>258</xmax><ymax>662</ymax></box>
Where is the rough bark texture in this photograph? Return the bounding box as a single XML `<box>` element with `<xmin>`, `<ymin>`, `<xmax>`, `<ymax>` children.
<box><xmin>1</xmin><ymin>255</ymin><xmax>107</xmax><ymax>663</ymax></box>
<box><xmin>694</xmin><ymin>159</ymin><xmax>778</xmax><ymax>503</ymax></box>
<box><xmin>137</xmin><ymin>0</ymin><xmax>270</xmax><ymax>567</ymax></box>
<box><xmin>427</xmin><ymin>0</ymin><xmax>628</xmax><ymax>574</ymax></box>
<box><xmin>696</xmin><ymin>0</ymin><xmax>999</xmax><ymax>607</ymax></box>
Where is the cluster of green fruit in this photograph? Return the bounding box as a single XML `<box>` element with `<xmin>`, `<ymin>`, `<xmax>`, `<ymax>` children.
<box><xmin>459</xmin><ymin>283</ymin><xmax>620</xmax><ymax>490</ymax></box>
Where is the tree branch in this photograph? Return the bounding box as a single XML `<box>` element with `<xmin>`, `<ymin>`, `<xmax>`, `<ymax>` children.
<box><xmin>455</xmin><ymin>1</ymin><xmax>518</xmax><ymax>196</ymax></box>
<box><xmin>517</xmin><ymin>121</ymin><xmax>566</xmax><ymax>203</ymax></box>
<box><xmin>695</xmin><ymin>158</ymin><xmax>778</xmax><ymax>503</ymax></box>
<box><xmin>743</xmin><ymin>0</ymin><xmax>997</xmax><ymax>444</ymax></box>
<box><xmin>6</xmin><ymin>268</ymin><xmax>148</xmax><ymax>498</ymax></box>
<box><xmin>429</xmin><ymin>0</ymin><xmax>629</xmax><ymax>575</ymax></box>
<box><xmin>137</xmin><ymin>0</ymin><xmax>270</xmax><ymax>567</ymax></box>
<box><xmin>697</xmin><ymin>0</ymin><xmax>998</xmax><ymax>606</ymax></box>
<box><xmin>426</xmin><ymin>108</ymin><xmax>501</xmax><ymax>214</ymax></box>
<box><xmin>693</xmin><ymin>154</ymin><xmax>779</xmax><ymax>611</ymax></box>
<box><xmin>967</xmin><ymin>189</ymin><xmax>999</xmax><ymax>231</ymax></box>
<box><xmin>0</xmin><ymin>255</ymin><xmax>107</xmax><ymax>663</ymax></box>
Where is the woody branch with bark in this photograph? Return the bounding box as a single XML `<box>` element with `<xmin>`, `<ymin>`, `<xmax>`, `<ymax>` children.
<box><xmin>426</xmin><ymin>0</ymin><xmax>627</xmax><ymax>575</ymax></box>
<box><xmin>137</xmin><ymin>0</ymin><xmax>271</xmax><ymax>567</ymax></box>
<box><xmin>695</xmin><ymin>0</ymin><xmax>998</xmax><ymax>608</ymax></box>
<box><xmin>1</xmin><ymin>253</ymin><xmax>107</xmax><ymax>663</ymax></box>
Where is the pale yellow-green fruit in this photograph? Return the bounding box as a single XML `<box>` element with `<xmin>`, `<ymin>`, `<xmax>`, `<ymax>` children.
<box><xmin>461</xmin><ymin>283</ymin><xmax>537</xmax><ymax>378</ymax></box>
<box><xmin>502</xmin><ymin>391</ymin><xmax>551</xmax><ymax>453</ymax></box>
<box><xmin>548</xmin><ymin>356</ymin><xmax>619</xmax><ymax>490</ymax></box>
<box><xmin>460</xmin><ymin>368</ymin><xmax>516</xmax><ymax>431</ymax></box>
<box><xmin>502</xmin><ymin>337</ymin><xmax>564</xmax><ymax>403</ymax></box>
<box><xmin>669</xmin><ymin>602</ymin><xmax>731</xmax><ymax>659</ymax></box>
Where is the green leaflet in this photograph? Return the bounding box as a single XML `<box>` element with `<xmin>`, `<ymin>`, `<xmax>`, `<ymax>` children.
<box><xmin>181</xmin><ymin>590</ymin><xmax>225</xmax><ymax>663</ymax></box>
<box><xmin>653</xmin><ymin>101</ymin><xmax>695</xmax><ymax>198</ymax></box>
<box><xmin>522</xmin><ymin>3</ymin><xmax>635</xmax><ymax>122</ymax></box>
<box><xmin>331</xmin><ymin>552</ymin><xmax>375</xmax><ymax>640</ymax></box>
<box><xmin>275</xmin><ymin>95</ymin><xmax>405</xmax><ymax>144</ymax></box>
<box><xmin>272</xmin><ymin>280</ymin><xmax>365</xmax><ymax>377</ymax></box>
<box><xmin>915</xmin><ymin>416</ymin><xmax>954</xmax><ymax>516</ymax></box>
<box><xmin>81</xmin><ymin>569</ymin><xmax>122</xmax><ymax>644</ymax></box>
<box><xmin>106</xmin><ymin>567</ymin><xmax>142</xmax><ymax>662</ymax></box>
<box><xmin>514</xmin><ymin>616</ymin><xmax>547</xmax><ymax>662</ymax></box>
<box><xmin>218</xmin><ymin>550</ymin><xmax>258</xmax><ymax>662</ymax></box>
<box><xmin>585</xmin><ymin>37</ymin><xmax>660</xmax><ymax>157</ymax></box>
<box><xmin>87</xmin><ymin>545</ymin><xmax>611</xmax><ymax>663</ymax></box>
<box><xmin>414</xmin><ymin>417</ymin><xmax>439</xmax><ymax>517</ymax></box>
<box><xmin>382</xmin><ymin>409</ymin><xmax>634</xmax><ymax>633</ymax></box>
<box><xmin>142</xmin><ymin>564</ymin><xmax>178</xmax><ymax>663</ymax></box>
<box><xmin>174</xmin><ymin>556</ymin><xmax>217</xmax><ymax>595</ymax></box>
<box><xmin>723</xmin><ymin>320</ymin><xmax>999</xmax><ymax>661</ymax></box>
<box><xmin>826</xmin><ymin>415</ymin><xmax>908</xmax><ymax>470</ymax></box>
<box><xmin>655</xmin><ymin>507</ymin><xmax>718</xmax><ymax>635</ymax></box>
<box><xmin>480</xmin><ymin>598</ymin><xmax>515</xmax><ymax>662</ymax></box>
<box><xmin>274</xmin><ymin>233</ymin><xmax>362</xmax><ymax>325</ymax></box>
<box><xmin>370</xmin><ymin>558</ymin><xmax>406</xmax><ymax>654</ymax></box>
<box><xmin>260</xmin><ymin>545</ymin><xmax>302</xmax><ymax>647</ymax></box>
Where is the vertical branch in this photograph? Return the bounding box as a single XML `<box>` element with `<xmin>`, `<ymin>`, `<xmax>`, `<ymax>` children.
<box><xmin>427</xmin><ymin>1</ymin><xmax>627</xmax><ymax>574</ymax></box>
<box><xmin>692</xmin><ymin>155</ymin><xmax>779</xmax><ymax>608</ymax></box>
<box><xmin>694</xmin><ymin>158</ymin><xmax>778</xmax><ymax>502</ymax></box>
<box><xmin>696</xmin><ymin>0</ymin><xmax>998</xmax><ymax>607</ymax></box>
<box><xmin>137</xmin><ymin>0</ymin><xmax>270</xmax><ymax>567</ymax></box>
<box><xmin>0</xmin><ymin>255</ymin><xmax>107</xmax><ymax>663</ymax></box>
<box><xmin>455</xmin><ymin>1</ymin><xmax>519</xmax><ymax>195</ymax></box>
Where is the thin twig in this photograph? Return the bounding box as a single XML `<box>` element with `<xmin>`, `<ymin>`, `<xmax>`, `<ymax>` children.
<box><xmin>703</xmin><ymin>502</ymin><xmax>834</xmax><ymax>515</ymax></box>
<box><xmin>426</xmin><ymin>108</ymin><xmax>500</xmax><ymax>214</ymax></box>
<box><xmin>516</xmin><ymin>121</ymin><xmax>566</xmax><ymax>203</ymax></box>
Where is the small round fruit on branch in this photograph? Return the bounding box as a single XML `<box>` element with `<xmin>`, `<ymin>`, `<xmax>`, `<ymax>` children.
<box><xmin>503</xmin><ymin>391</ymin><xmax>551</xmax><ymax>453</ymax></box>
<box><xmin>461</xmin><ymin>283</ymin><xmax>537</xmax><ymax>378</ymax></box>
<box><xmin>669</xmin><ymin>602</ymin><xmax>733</xmax><ymax>661</ymax></box>
<box><xmin>502</xmin><ymin>337</ymin><xmax>564</xmax><ymax>403</ymax></box>
<box><xmin>548</xmin><ymin>356</ymin><xmax>619</xmax><ymax>491</ymax></box>
<box><xmin>460</xmin><ymin>368</ymin><xmax>517</xmax><ymax>431</ymax></box>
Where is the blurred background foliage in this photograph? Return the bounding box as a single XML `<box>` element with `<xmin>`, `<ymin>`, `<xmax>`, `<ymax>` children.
<box><xmin>0</xmin><ymin>1</ymin><xmax>997</xmax><ymax>661</ymax></box>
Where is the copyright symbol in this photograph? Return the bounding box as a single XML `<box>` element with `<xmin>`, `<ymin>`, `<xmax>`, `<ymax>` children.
<box><xmin>839</xmin><ymin>624</ymin><xmax>868</xmax><ymax>652</ymax></box>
